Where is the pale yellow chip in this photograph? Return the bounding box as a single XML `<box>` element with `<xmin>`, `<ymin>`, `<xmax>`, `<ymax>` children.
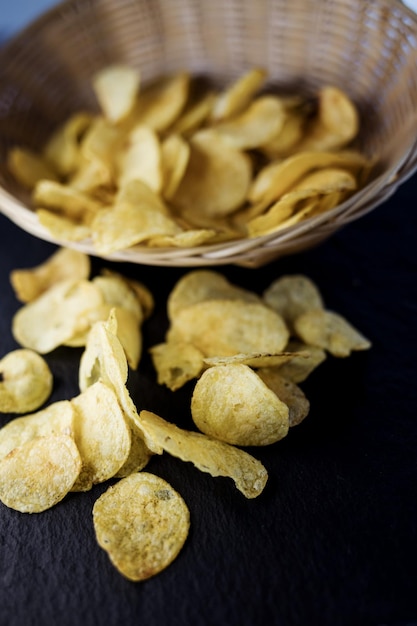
<box><xmin>12</xmin><ymin>278</ymin><xmax>104</xmax><ymax>353</ymax></box>
<box><xmin>149</xmin><ymin>341</ymin><xmax>205</xmax><ymax>391</ymax></box>
<box><xmin>166</xmin><ymin>269</ymin><xmax>261</xmax><ymax>321</ymax></box>
<box><xmin>0</xmin><ymin>400</ymin><xmax>75</xmax><ymax>461</ymax></box>
<box><xmin>7</xmin><ymin>147</ymin><xmax>58</xmax><ymax>189</ymax></box>
<box><xmin>260</xmin><ymin>110</ymin><xmax>306</xmax><ymax>159</ymax></box>
<box><xmin>138</xmin><ymin>410</ymin><xmax>268</xmax><ymax>499</ymax></box>
<box><xmin>92</xmin><ymin>274</ymin><xmax>143</xmax><ymax>321</ymax></box>
<box><xmin>147</xmin><ymin>228</ymin><xmax>218</xmax><ymax>248</ymax></box>
<box><xmin>167</xmin><ymin>299</ymin><xmax>289</xmax><ymax>357</ymax></box>
<box><xmin>0</xmin><ymin>435</ymin><xmax>81</xmax><ymax>513</ymax></box>
<box><xmin>211</xmin><ymin>68</ymin><xmax>267</xmax><ymax>121</ymax></box>
<box><xmin>43</xmin><ymin>112</ymin><xmax>93</xmax><ymax>177</ymax></box>
<box><xmin>191</xmin><ymin>363</ymin><xmax>289</xmax><ymax>446</ymax></box>
<box><xmin>0</xmin><ymin>349</ymin><xmax>53</xmax><ymax>414</ymax></box>
<box><xmin>117</xmin><ymin>125</ymin><xmax>162</xmax><ymax>192</ymax></box>
<box><xmin>33</xmin><ymin>180</ymin><xmax>103</xmax><ymax>223</ymax></box>
<box><xmin>293</xmin><ymin>309</ymin><xmax>372</xmax><ymax>357</ymax></box>
<box><xmin>211</xmin><ymin>96</ymin><xmax>285</xmax><ymax>151</ymax></box>
<box><xmin>100</xmin><ymin>268</ymin><xmax>155</xmax><ymax>320</ymax></box>
<box><xmin>172</xmin><ymin>130</ymin><xmax>252</xmax><ymax>218</ymax></box>
<box><xmin>37</xmin><ymin>209</ymin><xmax>92</xmax><ymax>242</ymax></box>
<box><xmin>276</xmin><ymin>340</ymin><xmax>327</xmax><ymax>383</ymax></box>
<box><xmin>263</xmin><ymin>274</ymin><xmax>324</xmax><ymax>327</ymax></box>
<box><xmin>70</xmin><ymin>381</ymin><xmax>131</xmax><ymax>491</ymax></box>
<box><xmin>171</xmin><ymin>90</ymin><xmax>216</xmax><ymax>136</ymax></box>
<box><xmin>93</xmin><ymin>472</ymin><xmax>190</xmax><ymax>581</ymax></box>
<box><xmin>161</xmin><ymin>133</ymin><xmax>190</xmax><ymax>200</ymax></box>
<box><xmin>92</xmin><ymin>64</ymin><xmax>140</xmax><ymax>123</ymax></box>
<box><xmin>202</xmin><ymin>350</ymin><xmax>309</xmax><ymax>369</ymax></box>
<box><xmin>256</xmin><ymin>368</ymin><xmax>310</xmax><ymax>427</ymax></box>
<box><xmin>10</xmin><ymin>247</ymin><xmax>91</xmax><ymax>303</ymax></box>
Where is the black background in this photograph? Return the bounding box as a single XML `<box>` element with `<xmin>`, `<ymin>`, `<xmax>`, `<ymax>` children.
<box><xmin>0</xmin><ymin>168</ymin><xmax>416</xmax><ymax>626</ymax></box>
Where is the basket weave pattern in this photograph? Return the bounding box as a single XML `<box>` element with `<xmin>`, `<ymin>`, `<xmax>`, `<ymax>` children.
<box><xmin>1</xmin><ymin>0</ymin><xmax>417</xmax><ymax>267</ymax></box>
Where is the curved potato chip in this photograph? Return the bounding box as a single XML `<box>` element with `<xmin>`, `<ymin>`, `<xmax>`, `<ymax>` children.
<box><xmin>92</xmin><ymin>274</ymin><xmax>143</xmax><ymax>321</ymax></box>
<box><xmin>167</xmin><ymin>270</ymin><xmax>261</xmax><ymax>321</ymax></box>
<box><xmin>167</xmin><ymin>299</ymin><xmax>289</xmax><ymax>357</ymax></box>
<box><xmin>117</xmin><ymin>125</ymin><xmax>162</xmax><ymax>192</ymax></box>
<box><xmin>7</xmin><ymin>147</ymin><xmax>58</xmax><ymax>189</ymax></box>
<box><xmin>294</xmin><ymin>309</ymin><xmax>371</xmax><ymax>357</ymax></box>
<box><xmin>212</xmin><ymin>96</ymin><xmax>285</xmax><ymax>150</ymax></box>
<box><xmin>191</xmin><ymin>363</ymin><xmax>289</xmax><ymax>446</ymax></box>
<box><xmin>161</xmin><ymin>133</ymin><xmax>190</xmax><ymax>200</ymax></box>
<box><xmin>211</xmin><ymin>68</ymin><xmax>267</xmax><ymax>121</ymax></box>
<box><xmin>0</xmin><ymin>435</ymin><xmax>81</xmax><ymax>513</ymax></box>
<box><xmin>261</xmin><ymin>110</ymin><xmax>306</xmax><ymax>158</ymax></box>
<box><xmin>0</xmin><ymin>400</ymin><xmax>75</xmax><ymax>461</ymax></box>
<box><xmin>10</xmin><ymin>247</ymin><xmax>91</xmax><ymax>303</ymax></box>
<box><xmin>171</xmin><ymin>90</ymin><xmax>216</xmax><ymax>135</ymax></box>
<box><xmin>172</xmin><ymin>130</ymin><xmax>252</xmax><ymax>218</ymax></box>
<box><xmin>202</xmin><ymin>350</ymin><xmax>309</xmax><ymax>369</ymax></box>
<box><xmin>257</xmin><ymin>368</ymin><xmax>310</xmax><ymax>427</ymax></box>
<box><xmin>292</xmin><ymin>167</ymin><xmax>357</xmax><ymax>194</ymax></box>
<box><xmin>33</xmin><ymin>179</ymin><xmax>103</xmax><ymax>223</ymax></box>
<box><xmin>138</xmin><ymin>410</ymin><xmax>268</xmax><ymax>498</ymax></box>
<box><xmin>12</xmin><ymin>278</ymin><xmax>104</xmax><ymax>353</ymax></box>
<box><xmin>70</xmin><ymin>382</ymin><xmax>131</xmax><ymax>491</ymax></box>
<box><xmin>92</xmin><ymin>64</ymin><xmax>140</xmax><ymax>123</ymax></box>
<box><xmin>43</xmin><ymin>112</ymin><xmax>93</xmax><ymax>176</ymax></box>
<box><xmin>100</xmin><ymin>268</ymin><xmax>154</xmax><ymax>320</ymax></box>
<box><xmin>93</xmin><ymin>472</ymin><xmax>190</xmax><ymax>581</ymax></box>
<box><xmin>276</xmin><ymin>340</ymin><xmax>327</xmax><ymax>382</ymax></box>
<box><xmin>0</xmin><ymin>349</ymin><xmax>53</xmax><ymax>414</ymax></box>
<box><xmin>37</xmin><ymin>209</ymin><xmax>92</xmax><ymax>242</ymax></box>
<box><xmin>263</xmin><ymin>274</ymin><xmax>324</xmax><ymax>327</ymax></box>
<box><xmin>149</xmin><ymin>341</ymin><xmax>205</xmax><ymax>391</ymax></box>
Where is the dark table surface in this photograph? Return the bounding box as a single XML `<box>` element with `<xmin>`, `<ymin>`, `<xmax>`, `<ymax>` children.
<box><xmin>0</xmin><ymin>165</ymin><xmax>416</xmax><ymax>626</ymax></box>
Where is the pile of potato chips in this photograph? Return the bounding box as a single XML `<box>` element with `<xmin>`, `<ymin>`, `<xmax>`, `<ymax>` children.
<box><xmin>0</xmin><ymin>247</ymin><xmax>371</xmax><ymax>580</ymax></box>
<box><xmin>7</xmin><ymin>66</ymin><xmax>372</xmax><ymax>254</ymax></box>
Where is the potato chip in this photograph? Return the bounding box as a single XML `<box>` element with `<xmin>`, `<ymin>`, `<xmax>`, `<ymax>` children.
<box><xmin>0</xmin><ymin>435</ymin><xmax>81</xmax><ymax>513</ymax></box>
<box><xmin>166</xmin><ymin>269</ymin><xmax>261</xmax><ymax>321</ymax></box>
<box><xmin>33</xmin><ymin>180</ymin><xmax>103</xmax><ymax>223</ymax></box>
<box><xmin>191</xmin><ymin>363</ymin><xmax>289</xmax><ymax>446</ymax></box>
<box><xmin>0</xmin><ymin>400</ymin><xmax>75</xmax><ymax>461</ymax></box>
<box><xmin>138</xmin><ymin>410</ymin><xmax>268</xmax><ymax>498</ymax></box>
<box><xmin>12</xmin><ymin>278</ymin><xmax>104</xmax><ymax>353</ymax></box>
<box><xmin>211</xmin><ymin>96</ymin><xmax>285</xmax><ymax>150</ymax></box>
<box><xmin>167</xmin><ymin>299</ymin><xmax>289</xmax><ymax>357</ymax></box>
<box><xmin>202</xmin><ymin>350</ymin><xmax>309</xmax><ymax>369</ymax></box>
<box><xmin>100</xmin><ymin>268</ymin><xmax>154</xmax><ymax>320</ymax></box>
<box><xmin>292</xmin><ymin>167</ymin><xmax>357</xmax><ymax>194</ymax></box>
<box><xmin>211</xmin><ymin>68</ymin><xmax>267</xmax><ymax>121</ymax></box>
<box><xmin>293</xmin><ymin>309</ymin><xmax>372</xmax><ymax>357</ymax></box>
<box><xmin>147</xmin><ymin>228</ymin><xmax>218</xmax><ymax>248</ymax></box>
<box><xmin>37</xmin><ymin>209</ymin><xmax>92</xmax><ymax>242</ymax></box>
<box><xmin>149</xmin><ymin>341</ymin><xmax>205</xmax><ymax>391</ymax></box>
<box><xmin>92</xmin><ymin>64</ymin><xmax>140</xmax><ymax>123</ymax></box>
<box><xmin>70</xmin><ymin>381</ymin><xmax>131</xmax><ymax>491</ymax></box>
<box><xmin>43</xmin><ymin>112</ymin><xmax>93</xmax><ymax>177</ymax></box>
<box><xmin>0</xmin><ymin>349</ymin><xmax>53</xmax><ymax>414</ymax></box>
<box><xmin>117</xmin><ymin>125</ymin><xmax>162</xmax><ymax>192</ymax></box>
<box><xmin>263</xmin><ymin>274</ymin><xmax>324</xmax><ymax>328</ymax></box>
<box><xmin>7</xmin><ymin>147</ymin><xmax>58</xmax><ymax>189</ymax></box>
<box><xmin>171</xmin><ymin>90</ymin><xmax>216</xmax><ymax>136</ymax></box>
<box><xmin>93</xmin><ymin>472</ymin><xmax>190</xmax><ymax>581</ymax></box>
<box><xmin>92</xmin><ymin>274</ymin><xmax>143</xmax><ymax>321</ymax></box>
<box><xmin>161</xmin><ymin>133</ymin><xmax>190</xmax><ymax>200</ymax></box>
<box><xmin>256</xmin><ymin>368</ymin><xmax>310</xmax><ymax>427</ymax></box>
<box><xmin>276</xmin><ymin>340</ymin><xmax>327</xmax><ymax>382</ymax></box>
<box><xmin>75</xmin><ymin>117</ymin><xmax>123</xmax><ymax>187</ymax></box>
<box><xmin>171</xmin><ymin>130</ymin><xmax>252</xmax><ymax>218</ymax></box>
<box><xmin>10</xmin><ymin>247</ymin><xmax>91</xmax><ymax>303</ymax></box>
<box><xmin>261</xmin><ymin>110</ymin><xmax>306</xmax><ymax>158</ymax></box>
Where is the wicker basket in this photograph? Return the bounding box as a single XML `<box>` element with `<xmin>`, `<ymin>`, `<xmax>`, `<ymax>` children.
<box><xmin>1</xmin><ymin>0</ymin><xmax>417</xmax><ymax>267</ymax></box>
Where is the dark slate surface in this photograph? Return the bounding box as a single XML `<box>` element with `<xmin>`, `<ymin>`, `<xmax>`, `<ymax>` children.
<box><xmin>0</xmin><ymin>167</ymin><xmax>416</xmax><ymax>626</ymax></box>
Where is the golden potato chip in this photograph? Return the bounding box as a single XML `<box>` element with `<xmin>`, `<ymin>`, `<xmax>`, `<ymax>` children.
<box><xmin>43</xmin><ymin>112</ymin><xmax>93</xmax><ymax>177</ymax></box>
<box><xmin>292</xmin><ymin>167</ymin><xmax>357</xmax><ymax>194</ymax></box>
<box><xmin>202</xmin><ymin>350</ymin><xmax>309</xmax><ymax>369</ymax></box>
<box><xmin>33</xmin><ymin>180</ymin><xmax>103</xmax><ymax>223</ymax></box>
<box><xmin>99</xmin><ymin>268</ymin><xmax>154</xmax><ymax>320</ymax></box>
<box><xmin>147</xmin><ymin>228</ymin><xmax>218</xmax><ymax>248</ymax></box>
<box><xmin>75</xmin><ymin>117</ymin><xmax>123</xmax><ymax>188</ymax></box>
<box><xmin>167</xmin><ymin>299</ymin><xmax>289</xmax><ymax>357</ymax></box>
<box><xmin>260</xmin><ymin>110</ymin><xmax>306</xmax><ymax>158</ymax></box>
<box><xmin>0</xmin><ymin>435</ymin><xmax>81</xmax><ymax>513</ymax></box>
<box><xmin>0</xmin><ymin>400</ymin><xmax>75</xmax><ymax>461</ymax></box>
<box><xmin>256</xmin><ymin>368</ymin><xmax>310</xmax><ymax>427</ymax></box>
<box><xmin>93</xmin><ymin>472</ymin><xmax>190</xmax><ymax>581</ymax></box>
<box><xmin>191</xmin><ymin>363</ymin><xmax>289</xmax><ymax>446</ymax></box>
<box><xmin>12</xmin><ymin>278</ymin><xmax>104</xmax><ymax>353</ymax></box>
<box><xmin>276</xmin><ymin>340</ymin><xmax>327</xmax><ymax>383</ymax></box>
<box><xmin>112</xmin><ymin>306</ymin><xmax>143</xmax><ymax>370</ymax></box>
<box><xmin>149</xmin><ymin>341</ymin><xmax>205</xmax><ymax>391</ymax></box>
<box><xmin>161</xmin><ymin>133</ymin><xmax>190</xmax><ymax>200</ymax></box>
<box><xmin>211</xmin><ymin>96</ymin><xmax>285</xmax><ymax>150</ymax></box>
<box><xmin>171</xmin><ymin>90</ymin><xmax>216</xmax><ymax>136</ymax></box>
<box><xmin>171</xmin><ymin>130</ymin><xmax>252</xmax><ymax>218</ymax></box>
<box><xmin>70</xmin><ymin>381</ymin><xmax>131</xmax><ymax>491</ymax></box>
<box><xmin>263</xmin><ymin>274</ymin><xmax>324</xmax><ymax>327</ymax></box>
<box><xmin>7</xmin><ymin>147</ymin><xmax>58</xmax><ymax>189</ymax></box>
<box><xmin>297</xmin><ymin>86</ymin><xmax>359</xmax><ymax>152</ymax></box>
<box><xmin>36</xmin><ymin>209</ymin><xmax>92</xmax><ymax>242</ymax></box>
<box><xmin>92</xmin><ymin>64</ymin><xmax>140</xmax><ymax>123</ymax></box>
<box><xmin>92</xmin><ymin>274</ymin><xmax>143</xmax><ymax>321</ymax></box>
<box><xmin>293</xmin><ymin>309</ymin><xmax>372</xmax><ymax>357</ymax></box>
<box><xmin>0</xmin><ymin>349</ymin><xmax>53</xmax><ymax>414</ymax></box>
<box><xmin>138</xmin><ymin>410</ymin><xmax>268</xmax><ymax>499</ymax></box>
<box><xmin>10</xmin><ymin>247</ymin><xmax>91</xmax><ymax>303</ymax></box>
<box><xmin>117</xmin><ymin>125</ymin><xmax>162</xmax><ymax>192</ymax></box>
<box><xmin>166</xmin><ymin>269</ymin><xmax>261</xmax><ymax>321</ymax></box>
<box><xmin>211</xmin><ymin>68</ymin><xmax>267</xmax><ymax>121</ymax></box>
